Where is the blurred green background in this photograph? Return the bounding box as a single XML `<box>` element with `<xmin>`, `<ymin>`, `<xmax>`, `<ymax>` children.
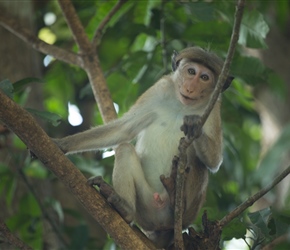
<box><xmin>0</xmin><ymin>1</ymin><xmax>290</xmax><ymax>249</ymax></box>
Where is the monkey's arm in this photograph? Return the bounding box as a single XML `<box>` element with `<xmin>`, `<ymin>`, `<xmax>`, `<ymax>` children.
<box><xmin>183</xmin><ymin>103</ymin><xmax>223</xmax><ymax>172</ymax></box>
<box><xmin>193</xmin><ymin>129</ymin><xmax>222</xmax><ymax>173</ymax></box>
<box><xmin>54</xmin><ymin>107</ymin><xmax>157</xmax><ymax>154</ymax></box>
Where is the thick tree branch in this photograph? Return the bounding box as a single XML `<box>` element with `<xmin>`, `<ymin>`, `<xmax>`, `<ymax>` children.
<box><xmin>173</xmin><ymin>0</ymin><xmax>245</xmax><ymax>248</ymax></box>
<box><xmin>0</xmin><ymin>220</ymin><xmax>32</xmax><ymax>250</ymax></box>
<box><xmin>0</xmin><ymin>6</ymin><xmax>82</xmax><ymax>67</ymax></box>
<box><xmin>219</xmin><ymin>165</ymin><xmax>290</xmax><ymax>228</ymax></box>
<box><xmin>92</xmin><ymin>0</ymin><xmax>128</xmax><ymax>48</ymax></box>
<box><xmin>0</xmin><ymin>90</ymin><xmax>155</xmax><ymax>250</ymax></box>
<box><xmin>57</xmin><ymin>0</ymin><xmax>117</xmax><ymax>122</ymax></box>
<box><xmin>84</xmin><ymin>57</ymin><xmax>117</xmax><ymax>123</ymax></box>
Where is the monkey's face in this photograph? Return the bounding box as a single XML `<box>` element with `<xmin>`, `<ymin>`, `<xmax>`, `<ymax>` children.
<box><xmin>175</xmin><ymin>61</ymin><xmax>216</xmax><ymax>107</ymax></box>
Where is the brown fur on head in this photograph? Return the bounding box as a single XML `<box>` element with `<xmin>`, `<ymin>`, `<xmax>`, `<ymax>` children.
<box><xmin>172</xmin><ymin>47</ymin><xmax>233</xmax><ymax>92</ymax></box>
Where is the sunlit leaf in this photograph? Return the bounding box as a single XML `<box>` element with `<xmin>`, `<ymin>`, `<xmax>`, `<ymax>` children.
<box><xmin>133</xmin><ymin>1</ymin><xmax>160</xmax><ymax>26</ymax></box>
<box><xmin>239</xmin><ymin>10</ymin><xmax>269</xmax><ymax>48</ymax></box>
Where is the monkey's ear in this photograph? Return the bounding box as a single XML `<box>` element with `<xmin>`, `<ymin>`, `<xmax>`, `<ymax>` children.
<box><xmin>222</xmin><ymin>76</ymin><xmax>234</xmax><ymax>92</ymax></box>
<box><xmin>171</xmin><ymin>50</ymin><xmax>179</xmax><ymax>71</ymax></box>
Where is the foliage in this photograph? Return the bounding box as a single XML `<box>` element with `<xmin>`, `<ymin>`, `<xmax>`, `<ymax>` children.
<box><xmin>1</xmin><ymin>0</ymin><xmax>290</xmax><ymax>249</ymax></box>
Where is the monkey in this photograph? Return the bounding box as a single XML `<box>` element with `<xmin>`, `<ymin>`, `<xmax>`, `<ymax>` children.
<box><xmin>53</xmin><ymin>47</ymin><xmax>233</xmax><ymax>248</ymax></box>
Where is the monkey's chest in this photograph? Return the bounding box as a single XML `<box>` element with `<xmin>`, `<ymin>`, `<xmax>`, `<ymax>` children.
<box><xmin>135</xmin><ymin>118</ymin><xmax>183</xmax><ymax>190</ymax></box>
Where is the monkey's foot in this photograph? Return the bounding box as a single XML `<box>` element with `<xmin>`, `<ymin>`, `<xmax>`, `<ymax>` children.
<box><xmin>87</xmin><ymin>176</ymin><xmax>114</xmax><ymax>199</ymax></box>
<box><xmin>160</xmin><ymin>156</ymin><xmax>178</xmax><ymax>207</ymax></box>
<box><xmin>88</xmin><ymin>176</ymin><xmax>133</xmax><ymax>223</ymax></box>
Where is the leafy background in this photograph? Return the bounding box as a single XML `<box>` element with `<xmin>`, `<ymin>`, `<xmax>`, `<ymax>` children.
<box><xmin>0</xmin><ymin>0</ymin><xmax>290</xmax><ymax>249</ymax></box>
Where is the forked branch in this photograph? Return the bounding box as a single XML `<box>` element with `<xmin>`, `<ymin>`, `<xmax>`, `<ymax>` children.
<box><xmin>92</xmin><ymin>0</ymin><xmax>128</xmax><ymax>48</ymax></box>
<box><xmin>0</xmin><ymin>6</ymin><xmax>82</xmax><ymax>67</ymax></box>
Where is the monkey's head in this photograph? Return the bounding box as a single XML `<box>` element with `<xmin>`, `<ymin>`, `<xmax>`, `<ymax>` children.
<box><xmin>172</xmin><ymin>47</ymin><xmax>233</xmax><ymax>93</ymax></box>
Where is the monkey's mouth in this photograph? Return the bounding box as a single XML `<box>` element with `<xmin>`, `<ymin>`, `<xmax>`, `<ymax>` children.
<box><xmin>180</xmin><ymin>93</ymin><xmax>195</xmax><ymax>101</ymax></box>
<box><xmin>181</xmin><ymin>94</ymin><xmax>191</xmax><ymax>100</ymax></box>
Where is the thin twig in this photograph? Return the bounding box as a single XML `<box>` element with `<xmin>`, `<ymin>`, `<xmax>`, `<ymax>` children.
<box><xmin>0</xmin><ymin>220</ymin><xmax>33</xmax><ymax>250</ymax></box>
<box><xmin>0</xmin><ymin>6</ymin><xmax>82</xmax><ymax>67</ymax></box>
<box><xmin>219</xmin><ymin>165</ymin><xmax>290</xmax><ymax>228</ymax></box>
<box><xmin>160</xmin><ymin>0</ymin><xmax>168</xmax><ymax>72</ymax></box>
<box><xmin>17</xmin><ymin>167</ymin><xmax>68</xmax><ymax>248</ymax></box>
<box><xmin>92</xmin><ymin>0</ymin><xmax>128</xmax><ymax>48</ymax></box>
<box><xmin>173</xmin><ymin>0</ymin><xmax>245</xmax><ymax>248</ymax></box>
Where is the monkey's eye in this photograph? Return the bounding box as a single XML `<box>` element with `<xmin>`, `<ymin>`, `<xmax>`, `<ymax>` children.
<box><xmin>201</xmin><ymin>74</ymin><xmax>209</xmax><ymax>81</ymax></box>
<box><xmin>188</xmin><ymin>68</ymin><xmax>195</xmax><ymax>75</ymax></box>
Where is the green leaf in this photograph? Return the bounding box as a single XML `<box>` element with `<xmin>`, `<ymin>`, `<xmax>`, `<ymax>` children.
<box><xmin>231</xmin><ymin>56</ymin><xmax>267</xmax><ymax>84</ymax></box>
<box><xmin>26</xmin><ymin>108</ymin><xmax>62</xmax><ymax>126</ymax></box>
<box><xmin>19</xmin><ymin>193</ymin><xmax>41</xmax><ymax>216</ymax></box>
<box><xmin>6</xmin><ymin>175</ymin><xmax>17</xmax><ymax>207</ymax></box>
<box><xmin>133</xmin><ymin>1</ymin><xmax>161</xmax><ymax>26</ymax></box>
<box><xmin>0</xmin><ymin>79</ymin><xmax>14</xmax><ymax>98</ymax></box>
<box><xmin>222</xmin><ymin>218</ymin><xmax>247</xmax><ymax>241</ymax></box>
<box><xmin>13</xmin><ymin>77</ymin><xmax>43</xmax><ymax>92</ymax></box>
<box><xmin>239</xmin><ymin>10</ymin><xmax>269</xmax><ymax>48</ymax></box>
<box><xmin>183</xmin><ymin>2</ymin><xmax>215</xmax><ymax>22</ymax></box>
<box><xmin>248</xmin><ymin>207</ymin><xmax>272</xmax><ymax>237</ymax></box>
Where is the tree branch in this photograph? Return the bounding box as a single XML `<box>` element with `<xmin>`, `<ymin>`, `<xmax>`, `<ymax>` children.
<box><xmin>0</xmin><ymin>220</ymin><xmax>32</xmax><ymax>250</ymax></box>
<box><xmin>173</xmin><ymin>0</ymin><xmax>245</xmax><ymax>248</ymax></box>
<box><xmin>0</xmin><ymin>90</ymin><xmax>155</xmax><ymax>250</ymax></box>
<box><xmin>160</xmin><ymin>0</ymin><xmax>168</xmax><ymax>72</ymax></box>
<box><xmin>58</xmin><ymin>0</ymin><xmax>92</xmax><ymax>53</ymax></box>
<box><xmin>219</xmin><ymin>165</ymin><xmax>290</xmax><ymax>228</ymax></box>
<box><xmin>261</xmin><ymin>233</ymin><xmax>290</xmax><ymax>250</ymax></box>
<box><xmin>0</xmin><ymin>6</ymin><xmax>82</xmax><ymax>67</ymax></box>
<box><xmin>57</xmin><ymin>0</ymin><xmax>117</xmax><ymax>122</ymax></box>
<box><xmin>92</xmin><ymin>0</ymin><xmax>128</xmax><ymax>48</ymax></box>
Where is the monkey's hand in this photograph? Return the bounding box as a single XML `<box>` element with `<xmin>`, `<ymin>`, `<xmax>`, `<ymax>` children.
<box><xmin>160</xmin><ymin>156</ymin><xmax>178</xmax><ymax>208</ymax></box>
<box><xmin>88</xmin><ymin>176</ymin><xmax>134</xmax><ymax>223</ymax></box>
<box><xmin>180</xmin><ymin>115</ymin><xmax>203</xmax><ymax>139</ymax></box>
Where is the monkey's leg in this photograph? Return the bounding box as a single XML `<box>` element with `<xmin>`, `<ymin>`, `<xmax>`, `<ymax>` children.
<box><xmin>88</xmin><ymin>176</ymin><xmax>134</xmax><ymax>223</ymax></box>
<box><xmin>113</xmin><ymin>143</ymin><xmax>157</xmax><ymax>210</ymax></box>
